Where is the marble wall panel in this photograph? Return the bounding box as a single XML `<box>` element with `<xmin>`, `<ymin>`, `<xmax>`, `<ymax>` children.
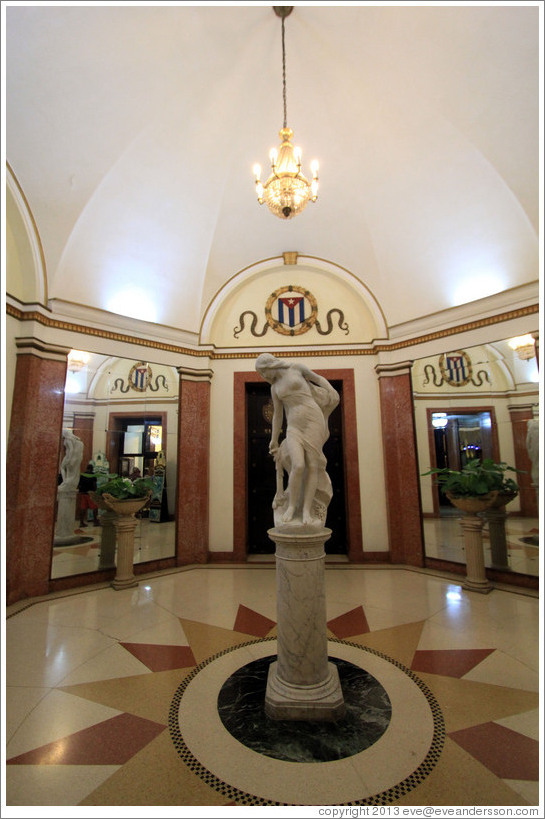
<box><xmin>377</xmin><ymin>364</ymin><xmax>424</xmax><ymax>567</ymax></box>
<box><xmin>176</xmin><ymin>376</ymin><xmax>211</xmax><ymax>564</ymax></box>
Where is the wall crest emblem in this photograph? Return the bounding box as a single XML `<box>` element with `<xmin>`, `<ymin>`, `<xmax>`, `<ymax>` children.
<box><xmin>423</xmin><ymin>350</ymin><xmax>490</xmax><ymax>388</ymax></box>
<box><xmin>234</xmin><ymin>285</ymin><xmax>349</xmax><ymax>338</ymax></box>
<box><xmin>111</xmin><ymin>362</ymin><xmax>169</xmax><ymax>394</ymax></box>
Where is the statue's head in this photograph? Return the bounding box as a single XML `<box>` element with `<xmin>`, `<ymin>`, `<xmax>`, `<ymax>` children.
<box><xmin>255</xmin><ymin>353</ymin><xmax>287</xmax><ymax>381</ymax></box>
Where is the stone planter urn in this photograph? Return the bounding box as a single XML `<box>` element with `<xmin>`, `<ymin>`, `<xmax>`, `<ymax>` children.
<box><xmin>446</xmin><ymin>490</ymin><xmax>498</xmax><ymax>593</ymax></box>
<box><xmin>101</xmin><ymin>492</ymin><xmax>151</xmax><ymax>590</ymax></box>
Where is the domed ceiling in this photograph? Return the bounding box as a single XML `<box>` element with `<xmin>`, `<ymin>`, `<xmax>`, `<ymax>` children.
<box><xmin>5</xmin><ymin>3</ymin><xmax>540</xmax><ymax>338</ymax></box>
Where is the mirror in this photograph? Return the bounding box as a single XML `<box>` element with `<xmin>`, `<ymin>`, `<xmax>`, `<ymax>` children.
<box><xmin>414</xmin><ymin>334</ymin><xmax>539</xmax><ymax>577</ymax></box>
<box><xmin>51</xmin><ymin>352</ymin><xmax>178</xmax><ymax>579</ymax></box>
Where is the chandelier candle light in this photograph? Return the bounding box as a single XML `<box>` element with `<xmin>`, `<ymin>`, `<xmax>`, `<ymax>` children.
<box><xmin>253</xmin><ymin>6</ymin><xmax>319</xmax><ymax>219</ymax></box>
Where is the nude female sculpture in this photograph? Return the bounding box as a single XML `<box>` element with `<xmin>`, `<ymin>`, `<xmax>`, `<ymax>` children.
<box><xmin>255</xmin><ymin>353</ymin><xmax>339</xmax><ymax>526</ymax></box>
<box><xmin>59</xmin><ymin>429</ymin><xmax>84</xmax><ymax>490</ymax></box>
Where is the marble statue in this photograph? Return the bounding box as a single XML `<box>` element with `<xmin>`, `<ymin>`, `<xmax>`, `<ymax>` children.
<box><xmin>59</xmin><ymin>429</ymin><xmax>84</xmax><ymax>490</ymax></box>
<box><xmin>54</xmin><ymin>429</ymin><xmax>84</xmax><ymax>544</ymax></box>
<box><xmin>255</xmin><ymin>353</ymin><xmax>339</xmax><ymax>527</ymax></box>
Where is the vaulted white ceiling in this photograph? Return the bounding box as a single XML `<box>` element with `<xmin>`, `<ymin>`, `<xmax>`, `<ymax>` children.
<box><xmin>5</xmin><ymin>3</ymin><xmax>540</xmax><ymax>336</ymax></box>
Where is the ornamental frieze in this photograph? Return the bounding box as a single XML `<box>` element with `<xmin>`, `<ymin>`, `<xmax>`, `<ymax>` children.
<box><xmin>233</xmin><ymin>286</ymin><xmax>349</xmax><ymax>338</ymax></box>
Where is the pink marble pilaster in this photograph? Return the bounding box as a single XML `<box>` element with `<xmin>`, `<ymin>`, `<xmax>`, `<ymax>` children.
<box><xmin>376</xmin><ymin>362</ymin><xmax>424</xmax><ymax>567</ymax></box>
<box><xmin>6</xmin><ymin>338</ymin><xmax>70</xmax><ymax>604</ymax></box>
<box><xmin>176</xmin><ymin>368</ymin><xmax>213</xmax><ymax>564</ymax></box>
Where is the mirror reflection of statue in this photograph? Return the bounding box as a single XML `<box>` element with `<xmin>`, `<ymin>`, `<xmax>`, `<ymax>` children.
<box><xmin>59</xmin><ymin>429</ymin><xmax>84</xmax><ymax>491</ymax></box>
<box><xmin>255</xmin><ymin>354</ymin><xmax>339</xmax><ymax>527</ymax></box>
<box><xmin>526</xmin><ymin>415</ymin><xmax>539</xmax><ymax>495</ymax></box>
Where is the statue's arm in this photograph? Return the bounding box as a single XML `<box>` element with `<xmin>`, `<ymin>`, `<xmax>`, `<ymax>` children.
<box><xmin>270</xmin><ymin>389</ymin><xmax>283</xmax><ymax>455</ymax></box>
<box><xmin>297</xmin><ymin>363</ymin><xmax>334</xmax><ymax>392</ymax></box>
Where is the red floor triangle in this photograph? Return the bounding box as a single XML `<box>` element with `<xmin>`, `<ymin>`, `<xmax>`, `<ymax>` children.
<box><xmin>7</xmin><ymin>712</ymin><xmax>165</xmax><ymax>766</ymax></box>
<box><xmin>449</xmin><ymin>721</ymin><xmax>539</xmax><ymax>780</ymax></box>
<box><xmin>120</xmin><ymin>642</ymin><xmax>196</xmax><ymax>671</ymax></box>
<box><xmin>233</xmin><ymin>604</ymin><xmax>276</xmax><ymax>637</ymax></box>
<box><xmin>411</xmin><ymin>648</ymin><xmax>495</xmax><ymax>677</ymax></box>
<box><xmin>327</xmin><ymin>606</ymin><xmax>370</xmax><ymax>639</ymax></box>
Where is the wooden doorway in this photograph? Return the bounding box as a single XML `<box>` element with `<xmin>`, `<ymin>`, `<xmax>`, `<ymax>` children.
<box><xmin>246</xmin><ymin>381</ymin><xmax>347</xmax><ymax>555</ymax></box>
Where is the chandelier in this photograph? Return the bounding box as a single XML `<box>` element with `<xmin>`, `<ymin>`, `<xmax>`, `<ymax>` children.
<box><xmin>508</xmin><ymin>335</ymin><xmax>536</xmax><ymax>360</ymax></box>
<box><xmin>67</xmin><ymin>349</ymin><xmax>90</xmax><ymax>372</ymax></box>
<box><xmin>253</xmin><ymin>6</ymin><xmax>319</xmax><ymax>220</ymax></box>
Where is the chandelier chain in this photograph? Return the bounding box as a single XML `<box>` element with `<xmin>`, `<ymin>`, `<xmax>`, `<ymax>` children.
<box><xmin>282</xmin><ymin>15</ymin><xmax>287</xmax><ymax>129</ymax></box>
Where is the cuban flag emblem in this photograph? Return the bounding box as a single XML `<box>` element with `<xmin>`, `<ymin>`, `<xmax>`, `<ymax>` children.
<box><xmin>128</xmin><ymin>362</ymin><xmax>151</xmax><ymax>391</ymax></box>
<box><xmin>445</xmin><ymin>354</ymin><xmax>467</xmax><ymax>383</ymax></box>
<box><xmin>278</xmin><ymin>296</ymin><xmax>305</xmax><ymax>327</ymax></box>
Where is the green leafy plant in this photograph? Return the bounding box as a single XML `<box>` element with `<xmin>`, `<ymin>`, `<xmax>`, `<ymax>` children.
<box><xmin>422</xmin><ymin>459</ymin><xmax>520</xmax><ymax>498</ymax></box>
<box><xmin>94</xmin><ymin>474</ymin><xmax>155</xmax><ymax>500</ymax></box>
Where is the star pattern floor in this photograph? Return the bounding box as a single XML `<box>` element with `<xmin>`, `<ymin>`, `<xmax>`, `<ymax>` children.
<box><xmin>4</xmin><ymin>565</ymin><xmax>541</xmax><ymax>812</ymax></box>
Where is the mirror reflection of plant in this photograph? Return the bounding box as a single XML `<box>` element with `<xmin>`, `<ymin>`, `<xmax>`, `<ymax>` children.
<box><xmin>94</xmin><ymin>474</ymin><xmax>155</xmax><ymax>499</ymax></box>
<box><xmin>422</xmin><ymin>459</ymin><xmax>521</xmax><ymax>498</ymax></box>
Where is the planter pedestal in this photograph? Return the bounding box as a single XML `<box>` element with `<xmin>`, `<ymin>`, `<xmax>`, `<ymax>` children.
<box><xmin>111</xmin><ymin>514</ymin><xmax>140</xmax><ymax>589</ymax></box>
<box><xmin>446</xmin><ymin>492</ymin><xmax>498</xmax><ymax>594</ymax></box>
<box><xmin>265</xmin><ymin>526</ymin><xmax>345</xmax><ymax>721</ymax></box>
<box><xmin>101</xmin><ymin>493</ymin><xmax>150</xmax><ymax>591</ymax></box>
<box><xmin>459</xmin><ymin>514</ymin><xmax>492</xmax><ymax>593</ymax></box>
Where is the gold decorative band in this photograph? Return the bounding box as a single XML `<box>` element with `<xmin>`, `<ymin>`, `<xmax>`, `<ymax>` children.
<box><xmin>6</xmin><ymin>301</ymin><xmax>539</xmax><ymax>360</ymax></box>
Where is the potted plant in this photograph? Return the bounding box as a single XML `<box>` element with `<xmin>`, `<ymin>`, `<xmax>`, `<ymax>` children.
<box><xmin>93</xmin><ymin>474</ymin><xmax>154</xmax><ymax>515</ymax></box>
<box><xmin>422</xmin><ymin>458</ymin><xmax>519</xmax><ymax>513</ymax></box>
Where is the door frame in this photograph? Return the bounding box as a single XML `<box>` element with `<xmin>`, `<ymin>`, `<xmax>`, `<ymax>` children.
<box><xmin>233</xmin><ymin>368</ymin><xmax>364</xmax><ymax>561</ymax></box>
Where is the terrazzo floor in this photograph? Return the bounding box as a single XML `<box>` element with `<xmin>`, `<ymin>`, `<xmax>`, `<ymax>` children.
<box><xmin>3</xmin><ymin>564</ymin><xmax>542</xmax><ymax>815</ymax></box>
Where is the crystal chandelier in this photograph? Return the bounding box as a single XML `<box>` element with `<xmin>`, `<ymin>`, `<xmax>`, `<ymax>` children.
<box><xmin>508</xmin><ymin>335</ymin><xmax>536</xmax><ymax>360</ymax></box>
<box><xmin>253</xmin><ymin>6</ymin><xmax>319</xmax><ymax>220</ymax></box>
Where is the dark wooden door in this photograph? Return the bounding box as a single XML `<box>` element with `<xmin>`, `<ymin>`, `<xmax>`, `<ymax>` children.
<box><xmin>246</xmin><ymin>382</ymin><xmax>347</xmax><ymax>555</ymax></box>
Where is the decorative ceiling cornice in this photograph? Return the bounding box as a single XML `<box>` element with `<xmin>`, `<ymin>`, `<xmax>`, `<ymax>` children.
<box><xmin>6</xmin><ymin>300</ymin><xmax>539</xmax><ymax>360</ymax></box>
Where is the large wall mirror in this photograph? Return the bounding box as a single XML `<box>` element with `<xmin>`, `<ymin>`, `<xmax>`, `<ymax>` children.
<box><xmin>51</xmin><ymin>351</ymin><xmax>178</xmax><ymax>579</ymax></box>
<box><xmin>414</xmin><ymin>333</ymin><xmax>539</xmax><ymax>578</ymax></box>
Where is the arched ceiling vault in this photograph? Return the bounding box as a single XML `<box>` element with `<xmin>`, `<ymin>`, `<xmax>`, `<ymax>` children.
<box><xmin>5</xmin><ymin>4</ymin><xmax>540</xmax><ymax>336</ymax></box>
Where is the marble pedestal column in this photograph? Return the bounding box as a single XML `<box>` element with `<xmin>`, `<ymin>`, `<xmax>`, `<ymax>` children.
<box><xmin>111</xmin><ymin>515</ymin><xmax>139</xmax><ymax>590</ymax></box>
<box><xmin>265</xmin><ymin>526</ymin><xmax>345</xmax><ymax>721</ymax></box>
<box><xmin>460</xmin><ymin>514</ymin><xmax>492</xmax><ymax>594</ymax></box>
<box><xmin>54</xmin><ymin>488</ymin><xmax>80</xmax><ymax>545</ymax></box>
